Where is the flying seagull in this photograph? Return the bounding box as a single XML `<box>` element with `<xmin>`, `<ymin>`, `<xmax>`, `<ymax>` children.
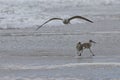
<box><xmin>36</xmin><ymin>15</ymin><xmax>93</xmax><ymax>30</ymax></box>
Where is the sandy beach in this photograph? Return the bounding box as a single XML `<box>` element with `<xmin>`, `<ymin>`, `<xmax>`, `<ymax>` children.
<box><xmin>0</xmin><ymin>19</ymin><xmax>120</xmax><ymax>80</ymax></box>
<box><xmin>0</xmin><ymin>0</ymin><xmax>120</xmax><ymax>80</ymax></box>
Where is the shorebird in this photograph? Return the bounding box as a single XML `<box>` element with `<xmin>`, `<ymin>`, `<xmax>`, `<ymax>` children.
<box><xmin>36</xmin><ymin>15</ymin><xmax>93</xmax><ymax>30</ymax></box>
<box><xmin>76</xmin><ymin>40</ymin><xmax>96</xmax><ymax>56</ymax></box>
<box><xmin>76</xmin><ymin>42</ymin><xmax>83</xmax><ymax>56</ymax></box>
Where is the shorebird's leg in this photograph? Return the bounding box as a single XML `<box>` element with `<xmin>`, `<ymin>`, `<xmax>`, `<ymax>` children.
<box><xmin>77</xmin><ymin>51</ymin><xmax>81</xmax><ymax>56</ymax></box>
<box><xmin>78</xmin><ymin>50</ymin><xmax>83</xmax><ymax>56</ymax></box>
<box><xmin>77</xmin><ymin>51</ymin><xmax>79</xmax><ymax>55</ymax></box>
<box><xmin>78</xmin><ymin>52</ymin><xmax>81</xmax><ymax>56</ymax></box>
<box><xmin>89</xmin><ymin>48</ymin><xmax>95</xmax><ymax>56</ymax></box>
<box><xmin>80</xmin><ymin>49</ymin><xmax>83</xmax><ymax>56</ymax></box>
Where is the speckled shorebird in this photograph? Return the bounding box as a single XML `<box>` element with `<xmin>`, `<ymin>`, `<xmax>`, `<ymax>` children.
<box><xmin>76</xmin><ymin>42</ymin><xmax>83</xmax><ymax>56</ymax></box>
<box><xmin>76</xmin><ymin>40</ymin><xmax>96</xmax><ymax>56</ymax></box>
<box><xmin>36</xmin><ymin>15</ymin><xmax>93</xmax><ymax>30</ymax></box>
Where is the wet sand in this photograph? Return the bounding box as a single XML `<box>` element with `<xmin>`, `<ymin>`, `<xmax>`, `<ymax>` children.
<box><xmin>0</xmin><ymin>19</ymin><xmax>120</xmax><ymax>80</ymax></box>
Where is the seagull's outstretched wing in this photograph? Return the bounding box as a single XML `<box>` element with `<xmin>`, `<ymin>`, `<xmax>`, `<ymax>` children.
<box><xmin>68</xmin><ymin>16</ymin><xmax>93</xmax><ymax>23</ymax></box>
<box><xmin>36</xmin><ymin>18</ymin><xmax>63</xmax><ymax>30</ymax></box>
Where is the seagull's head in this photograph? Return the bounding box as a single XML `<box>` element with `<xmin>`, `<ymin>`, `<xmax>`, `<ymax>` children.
<box><xmin>63</xmin><ymin>19</ymin><xmax>69</xmax><ymax>24</ymax></box>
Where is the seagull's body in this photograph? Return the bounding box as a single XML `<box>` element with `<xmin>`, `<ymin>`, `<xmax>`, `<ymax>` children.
<box><xmin>36</xmin><ymin>16</ymin><xmax>93</xmax><ymax>30</ymax></box>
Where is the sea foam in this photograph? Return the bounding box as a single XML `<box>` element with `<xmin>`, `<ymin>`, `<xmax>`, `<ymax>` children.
<box><xmin>1</xmin><ymin>63</ymin><xmax>120</xmax><ymax>70</ymax></box>
<box><xmin>0</xmin><ymin>0</ymin><xmax>120</xmax><ymax>29</ymax></box>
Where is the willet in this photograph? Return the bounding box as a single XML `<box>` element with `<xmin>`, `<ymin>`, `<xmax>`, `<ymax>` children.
<box><xmin>76</xmin><ymin>40</ymin><xmax>96</xmax><ymax>56</ymax></box>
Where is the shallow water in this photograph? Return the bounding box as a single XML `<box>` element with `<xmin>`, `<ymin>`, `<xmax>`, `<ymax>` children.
<box><xmin>0</xmin><ymin>56</ymin><xmax>120</xmax><ymax>80</ymax></box>
<box><xmin>0</xmin><ymin>0</ymin><xmax>120</xmax><ymax>80</ymax></box>
<box><xmin>0</xmin><ymin>19</ymin><xmax>120</xmax><ymax>80</ymax></box>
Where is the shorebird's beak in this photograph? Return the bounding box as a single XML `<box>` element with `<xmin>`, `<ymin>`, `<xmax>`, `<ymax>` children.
<box><xmin>91</xmin><ymin>40</ymin><xmax>96</xmax><ymax>43</ymax></box>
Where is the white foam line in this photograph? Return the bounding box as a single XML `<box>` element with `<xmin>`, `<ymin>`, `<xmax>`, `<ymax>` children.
<box><xmin>1</xmin><ymin>63</ymin><xmax>120</xmax><ymax>70</ymax></box>
<box><xmin>35</xmin><ymin>31</ymin><xmax>120</xmax><ymax>35</ymax></box>
<box><xmin>0</xmin><ymin>77</ymin><xmax>82</xmax><ymax>80</ymax></box>
<box><xmin>91</xmin><ymin>31</ymin><xmax>120</xmax><ymax>34</ymax></box>
<box><xmin>0</xmin><ymin>31</ymin><xmax>120</xmax><ymax>36</ymax></box>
